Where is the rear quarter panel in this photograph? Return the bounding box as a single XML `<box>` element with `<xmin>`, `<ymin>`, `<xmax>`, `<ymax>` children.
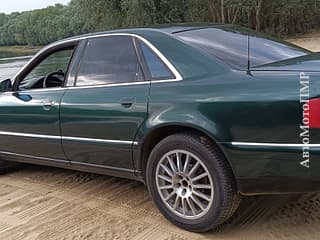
<box><xmin>135</xmin><ymin>67</ymin><xmax>320</xmax><ymax>193</ymax></box>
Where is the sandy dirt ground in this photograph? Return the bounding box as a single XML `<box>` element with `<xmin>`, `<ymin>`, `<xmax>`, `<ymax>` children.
<box><xmin>287</xmin><ymin>31</ymin><xmax>320</xmax><ymax>52</ymax></box>
<box><xmin>0</xmin><ymin>36</ymin><xmax>320</xmax><ymax>240</ymax></box>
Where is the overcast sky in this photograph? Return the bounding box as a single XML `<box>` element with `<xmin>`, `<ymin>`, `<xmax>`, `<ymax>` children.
<box><xmin>1</xmin><ymin>0</ymin><xmax>70</xmax><ymax>14</ymax></box>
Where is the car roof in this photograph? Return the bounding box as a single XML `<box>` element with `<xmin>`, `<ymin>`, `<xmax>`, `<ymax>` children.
<box><xmin>57</xmin><ymin>24</ymin><xmax>237</xmax><ymax>43</ymax></box>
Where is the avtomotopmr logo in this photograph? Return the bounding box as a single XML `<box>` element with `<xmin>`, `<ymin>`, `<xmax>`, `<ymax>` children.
<box><xmin>300</xmin><ymin>72</ymin><xmax>310</xmax><ymax>168</ymax></box>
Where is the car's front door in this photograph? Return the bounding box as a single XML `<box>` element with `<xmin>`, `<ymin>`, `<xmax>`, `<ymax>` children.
<box><xmin>60</xmin><ymin>35</ymin><xmax>149</xmax><ymax>171</ymax></box>
<box><xmin>0</xmin><ymin>46</ymin><xmax>76</xmax><ymax>161</ymax></box>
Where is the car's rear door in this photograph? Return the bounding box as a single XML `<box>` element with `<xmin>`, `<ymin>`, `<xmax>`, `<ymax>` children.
<box><xmin>0</xmin><ymin>45</ymin><xmax>77</xmax><ymax>161</ymax></box>
<box><xmin>60</xmin><ymin>35</ymin><xmax>149</xmax><ymax>171</ymax></box>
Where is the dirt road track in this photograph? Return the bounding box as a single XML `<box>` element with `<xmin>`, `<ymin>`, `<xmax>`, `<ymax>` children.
<box><xmin>0</xmin><ymin>165</ymin><xmax>319</xmax><ymax>240</ymax></box>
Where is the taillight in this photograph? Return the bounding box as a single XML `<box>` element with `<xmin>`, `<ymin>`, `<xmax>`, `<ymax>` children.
<box><xmin>308</xmin><ymin>98</ymin><xmax>320</xmax><ymax>128</ymax></box>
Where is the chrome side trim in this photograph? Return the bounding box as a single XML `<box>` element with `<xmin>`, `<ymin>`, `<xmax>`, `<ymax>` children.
<box><xmin>231</xmin><ymin>142</ymin><xmax>320</xmax><ymax>148</ymax></box>
<box><xmin>0</xmin><ymin>130</ymin><xmax>60</xmax><ymax>140</ymax></box>
<box><xmin>0</xmin><ymin>131</ymin><xmax>138</xmax><ymax>145</ymax></box>
<box><xmin>13</xmin><ymin>33</ymin><xmax>183</xmax><ymax>83</ymax></box>
<box><xmin>18</xmin><ymin>87</ymin><xmax>66</xmax><ymax>93</ymax></box>
<box><xmin>17</xmin><ymin>78</ymin><xmax>182</xmax><ymax>93</ymax></box>
<box><xmin>66</xmin><ymin>80</ymin><xmax>150</xmax><ymax>91</ymax></box>
<box><xmin>62</xmin><ymin>136</ymin><xmax>138</xmax><ymax>145</ymax></box>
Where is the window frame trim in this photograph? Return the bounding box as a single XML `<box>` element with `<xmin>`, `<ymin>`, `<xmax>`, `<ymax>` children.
<box><xmin>12</xmin><ymin>33</ymin><xmax>183</xmax><ymax>91</ymax></box>
<box><xmin>135</xmin><ymin>38</ymin><xmax>175</xmax><ymax>81</ymax></box>
<box><xmin>132</xmin><ymin>37</ymin><xmax>151</xmax><ymax>82</ymax></box>
<box><xmin>13</xmin><ymin>41</ymin><xmax>79</xmax><ymax>92</ymax></box>
<box><xmin>76</xmin><ymin>33</ymin><xmax>183</xmax><ymax>83</ymax></box>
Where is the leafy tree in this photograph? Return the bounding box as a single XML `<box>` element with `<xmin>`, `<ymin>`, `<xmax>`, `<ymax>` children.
<box><xmin>0</xmin><ymin>0</ymin><xmax>319</xmax><ymax>46</ymax></box>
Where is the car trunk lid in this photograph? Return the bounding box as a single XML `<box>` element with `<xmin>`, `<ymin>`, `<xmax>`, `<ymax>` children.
<box><xmin>251</xmin><ymin>52</ymin><xmax>320</xmax><ymax>72</ymax></box>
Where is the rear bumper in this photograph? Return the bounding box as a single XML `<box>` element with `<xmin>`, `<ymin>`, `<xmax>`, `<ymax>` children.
<box><xmin>220</xmin><ymin>142</ymin><xmax>320</xmax><ymax>195</ymax></box>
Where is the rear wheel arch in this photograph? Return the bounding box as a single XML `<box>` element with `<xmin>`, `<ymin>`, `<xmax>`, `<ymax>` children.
<box><xmin>145</xmin><ymin>131</ymin><xmax>241</xmax><ymax>232</ymax></box>
<box><xmin>138</xmin><ymin>124</ymin><xmax>237</xmax><ymax>186</ymax></box>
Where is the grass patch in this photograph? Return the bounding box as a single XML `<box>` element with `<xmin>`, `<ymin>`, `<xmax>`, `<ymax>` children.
<box><xmin>0</xmin><ymin>45</ymin><xmax>41</xmax><ymax>55</ymax></box>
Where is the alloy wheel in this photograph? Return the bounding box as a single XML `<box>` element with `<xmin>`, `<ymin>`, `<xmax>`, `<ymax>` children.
<box><xmin>155</xmin><ymin>150</ymin><xmax>214</xmax><ymax>219</ymax></box>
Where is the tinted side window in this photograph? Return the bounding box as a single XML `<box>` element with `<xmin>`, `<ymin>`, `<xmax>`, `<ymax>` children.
<box><xmin>138</xmin><ymin>40</ymin><xmax>174</xmax><ymax>80</ymax></box>
<box><xmin>77</xmin><ymin>36</ymin><xmax>142</xmax><ymax>86</ymax></box>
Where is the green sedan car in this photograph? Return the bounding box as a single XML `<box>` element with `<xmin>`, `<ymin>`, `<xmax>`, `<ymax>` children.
<box><xmin>0</xmin><ymin>24</ymin><xmax>318</xmax><ymax>232</ymax></box>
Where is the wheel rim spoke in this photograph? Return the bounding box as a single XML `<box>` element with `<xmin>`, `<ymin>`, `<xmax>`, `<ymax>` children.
<box><xmin>159</xmin><ymin>185</ymin><xmax>173</xmax><ymax>190</ymax></box>
<box><xmin>156</xmin><ymin>150</ymin><xmax>214</xmax><ymax>220</ymax></box>
<box><xmin>181</xmin><ymin>198</ymin><xmax>187</xmax><ymax>215</ymax></box>
<box><xmin>167</xmin><ymin>156</ymin><xmax>177</xmax><ymax>172</ymax></box>
<box><xmin>193</xmin><ymin>190</ymin><xmax>211</xmax><ymax>202</ymax></box>
<box><xmin>186</xmin><ymin>197</ymin><xmax>197</xmax><ymax>216</ymax></box>
<box><xmin>188</xmin><ymin>161</ymin><xmax>200</xmax><ymax>177</ymax></box>
<box><xmin>193</xmin><ymin>184</ymin><xmax>211</xmax><ymax>189</ymax></box>
<box><xmin>160</xmin><ymin>163</ymin><xmax>173</xmax><ymax>177</ymax></box>
<box><xmin>191</xmin><ymin>172</ymin><xmax>208</xmax><ymax>182</ymax></box>
<box><xmin>176</xmin><ymin>152</ymin><xmax>182</xmax><ymax>172</ymax></box>
<box><xmin>191</xmin><ymin>195</ymin><xmax>205</xmax><ymax>211</ymax></box>
<box><xmin>164</xmin><ymin>191</ymin><xmax>176</xmax><ymax>201</ymax></box>
<box><xmin>158</xmin><ymin>175</ymin><xmax>172</xmax><ymax>183</ymax></box>
<box><xmin>173</xmin><ymin>195</ymin><xmax>180</xmax><ymax>210</ymax></box>
<box><xmin>183</xmin><ymin>154</ymin><xmax>190</xmax><ymax>173</ymax></box>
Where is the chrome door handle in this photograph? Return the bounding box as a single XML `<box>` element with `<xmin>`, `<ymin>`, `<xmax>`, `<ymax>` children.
<box><xmin>120</xmin><ymin>97</ymin><xmax>135</xmax><ymax>108</ymax></box>
<box><xmin>42</xmin><ymin>100</ymin><xmax>55</xmax><ymax>110</ymax></box>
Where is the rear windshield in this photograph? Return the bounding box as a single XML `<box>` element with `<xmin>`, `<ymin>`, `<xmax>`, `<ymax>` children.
<box><xmin>175</xmin><ymin>27</ymin><xmax>310</xmax><ymax>69</ymax></box>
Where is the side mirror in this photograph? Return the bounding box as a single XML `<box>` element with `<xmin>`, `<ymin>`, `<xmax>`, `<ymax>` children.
<box><xmin>0</xmin><ymin>79</ymin><xmax>12</xmax><ymax>92</ymax></box>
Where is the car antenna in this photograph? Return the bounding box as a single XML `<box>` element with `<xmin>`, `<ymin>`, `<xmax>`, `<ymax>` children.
<box><xmin>247</xmin><ymin>34</ymin><xmax>251</xmax><ymax>75</ymax></box>
<box><xmin>246</xmin><ymin>11</ymin><xmax>252</xmax><ymax>75</ymax></box>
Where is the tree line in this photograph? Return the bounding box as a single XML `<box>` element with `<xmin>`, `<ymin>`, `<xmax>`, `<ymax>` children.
<box><xmin>0</xmin><ymin>0</ymin><xmax>320</xmax><ymax>46</ymax></box>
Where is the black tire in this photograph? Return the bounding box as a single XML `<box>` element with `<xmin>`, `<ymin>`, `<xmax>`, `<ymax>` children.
<box><xmin>146</xmin><ymin>133</ymin><xmax>240</xmax><ymax>232</ymax></box>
